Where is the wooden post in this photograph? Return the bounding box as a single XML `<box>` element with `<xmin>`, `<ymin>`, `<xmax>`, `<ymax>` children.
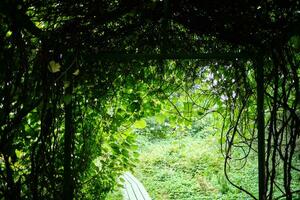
<box><xmin>256</xmin><ymin>56</ymin><xmax>266</xmax><ymax>200</ymax></box>
<box><xmin>63</xmin><ymin>74</ymin><xmax>74</xmax><ymax>200</ymax></box>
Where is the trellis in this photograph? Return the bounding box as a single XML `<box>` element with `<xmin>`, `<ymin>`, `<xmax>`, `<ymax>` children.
<box><xmin>85</xmin><ymin>51</ymin><xmax>265</xmax><ymax>200</ymax></box>
<box><xmin>2</xmin><ymin>1</ymin><xmax>299</xmax><ymax>199</ymax></box>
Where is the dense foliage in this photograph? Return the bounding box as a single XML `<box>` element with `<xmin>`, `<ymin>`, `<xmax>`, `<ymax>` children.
<box><xmin>0</xmin><ymin>0</ymin><xmax>299</xmax><ymax>199</ymax></box>
<box><xmin>130</xmin><ymin>109</ymin><xmax>299</xmax><ymax>200</ymax></box>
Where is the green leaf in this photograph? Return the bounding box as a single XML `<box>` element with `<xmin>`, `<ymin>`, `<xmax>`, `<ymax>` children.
<box><xmin>197</xmin><ymin>110</ymin><xmax>204</xmax><ymax>116</ymax></box>
<box><xmin>73</xmin><ymin>69</ymin><xmax>80</xmax><ymax>76</ymax></box>
<box><xmin>155</xmin><ymin>114</ymin><xmax>166</xmax><ymax>124</ymax></box>
<box><xmin>131</xmin><ymin>145</ymin><xmax>138</xmax><ymax>151</ymax></box>
<box><xmin>48</xmin><ymin>60</ymin><xmax>61</xmax><ymax>73</ymax></box>
<box><xmin>121</xmin><ymin>149</ymin><xmax>129</xmax><ymax>157</ymax></box>
<box><xmin>15</xmin><ymin>149</ymin><xmax>23</xmax><ymax>159</ymax></box>
<box><xmin>93</xmin><ymin>158</ymin><xmax>102</xmax><ymax>169</ymax></box>
<box><xmin>64</xmin><ymin>81</ymin><xmax>70</xmax><ymax>89</ymax></box>
<box><xmin>133</xmin><ymin>152</ymin><xmax>139</xmax><ymax>158</ymax></box>
<box><xmin>6</xmin><ymin>31</ymin><xmax>12</xmax><ymax>38</ymax></box>
<box><xmin>133</xmin><ymin>119</ymin><xmax>147</xmax><ymax>129</ymax></box>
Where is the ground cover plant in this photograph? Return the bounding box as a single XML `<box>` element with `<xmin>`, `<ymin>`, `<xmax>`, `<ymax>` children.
<box><xmin>108</xmin><ymin>114</ymin><xmax>299</xmax><ymax>200</ymax></box>
<box><xmin>135</xmin><ymin>133</ymin><xmax>257</xmax><ymax>200</ymax></box>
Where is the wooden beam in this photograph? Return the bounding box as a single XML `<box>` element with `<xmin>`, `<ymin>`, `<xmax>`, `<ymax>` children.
<box><xmin>255</xmin><ymin>55</ymin><xmax>266</xmax><ymax>200</ymax></box>
<box><xmin>63</xmin><ymin>74</ymin><xmax>74</xmax><ymax>200</ymax></box>
<box><xmin>88</xmin><ymin>51</ymin><xmax>251</xmax><ymax>61</ymax></box>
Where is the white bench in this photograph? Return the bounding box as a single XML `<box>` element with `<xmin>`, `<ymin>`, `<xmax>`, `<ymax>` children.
<box><xmin>122</xmin><ymin>172</ymin><xmax>151</xmax><ymax>200</ymax></box>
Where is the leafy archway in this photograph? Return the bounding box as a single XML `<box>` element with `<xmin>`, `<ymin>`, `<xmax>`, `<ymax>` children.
<box><xmin>0</xmin><ymin>1</ymin><xmax>299</xmax><ymax>199</ymax></box>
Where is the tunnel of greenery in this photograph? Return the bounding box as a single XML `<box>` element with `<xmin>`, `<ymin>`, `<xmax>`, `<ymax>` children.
<box><xmin>0</xmin><ymin>1</ymin><xmax>299</xmax><ymax>199</ymax></box>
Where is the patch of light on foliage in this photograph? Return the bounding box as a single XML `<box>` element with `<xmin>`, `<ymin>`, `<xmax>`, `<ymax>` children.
<box><xmin>213</xmin><ymin>80</ymin><xmax>218</xmax><ymax>86</ymax></box>
<box><xmin>192</xmin><ymin>84</ymin><xmax>200</xmax><ymax>90</ymax></box>
<box><xmin>221</xmin><ymin>94</ymin><xmax>228</xmax><ymax>101</ymax></box>
<box><xmin>207</xmin><ymin>73</ymin><xmax>214</xmax><ymax>80</ymax></box>
<box><xmin>232</xmin><ymin>91</ymin><xmax>237</xmax><ymax>98</ymax></box>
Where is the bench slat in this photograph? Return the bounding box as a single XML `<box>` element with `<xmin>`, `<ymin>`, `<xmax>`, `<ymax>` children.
<box><xmin>122</xmin><ymin>172</ymin><xmax>151</xmax><ymax>200</ymax></box>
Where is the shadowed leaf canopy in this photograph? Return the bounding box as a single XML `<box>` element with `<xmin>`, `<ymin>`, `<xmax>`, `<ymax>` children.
<box><xmin>1</xmin><ymin>0</ymin><xmax>300</xmax><ymax>200</ymax></box>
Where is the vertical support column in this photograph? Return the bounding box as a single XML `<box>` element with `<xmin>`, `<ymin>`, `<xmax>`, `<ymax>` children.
<box><xmin>256</xmin><ymin>56</ymin><xmax>266</xmax><ymax>200</ymax></box>
<box><xmin>63</xmin><ymin>74</ymin><xmax>74</xmax><ymax>200</ymax></box>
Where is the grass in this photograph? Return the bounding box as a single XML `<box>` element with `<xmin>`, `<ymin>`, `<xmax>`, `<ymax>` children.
<box><xmin>106</xmin><ymin>127</ymin><xmax>300</xmax><ymax>199</ymax></box>
<box><xmin>133</xmin><ymin>134</ymin><xmax>258</xmax><ymax>200</ymax></box>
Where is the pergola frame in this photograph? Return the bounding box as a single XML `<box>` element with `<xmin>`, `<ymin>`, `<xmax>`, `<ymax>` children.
<box><xmin>89</xmin><ymin>51</ymin><xmax>265</xmax><ymax>200</ymax></box>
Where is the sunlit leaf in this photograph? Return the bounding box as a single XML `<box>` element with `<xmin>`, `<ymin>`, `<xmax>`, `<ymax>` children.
<box><xmin>48</xmin><ymin>60</ymin><xmax>61</xmax><ymax>73</ymax></box>
<box><xmin>64</xmin><ymin>81</ymin><xmax>70</xmax><ymax>89</ymax></box>
<box><xmin>73</xmin><ymin>69</ymin><xmax>80</xmax><ymax>76</ymax></box>
<box><xmin>133</xmin><ymin>119</ymin><xmax>147</xmax><ymax>129</ymax></box>
<box><xmin>15</xmin><ymin>149</ymin><xmax>23</xmax><ymax>159</ymax></box>
<box><xmin>155</xmin><ymin>114</ymin><xmax>166</xmax><ymax>124</ymax></box>
<box><xmin>6</xmin><ymin>30</ymin><xmax>12</xmax><ymax>37</ymax></box>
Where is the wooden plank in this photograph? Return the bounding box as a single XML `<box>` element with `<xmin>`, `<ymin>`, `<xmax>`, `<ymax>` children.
<box><xmin>125</xmin><ymin>173</ymin><xmax>151</xmax><ymax>200</ymax></box>
<box><xmin>122</xmin><ymin>172</ymin><xmax>151</xmax><ymax>200</ymax></box>
<box><xmin>86</xmin><ymin>51</ymin><xmax>251</xmax><ymax>62</ymax></box>
<box><xmin>123</xmin><ymin>173</ymin><xmax>148</xmax><ymax>200</ymax></box>
<box><xmin>123</xmin><ymin>177</ymin><xmax>139</xmax><ymax>200</ymax></box>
